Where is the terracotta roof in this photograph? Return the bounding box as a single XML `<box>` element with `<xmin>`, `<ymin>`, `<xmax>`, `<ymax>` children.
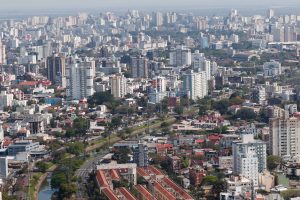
<box><xmin>118</xmin><ymin>187</ymin><xmax>137</xmax><ymax>200</ymax></box>
<box><xmin>110</xmin><ymin>169</ymin><xmax>121</xmax><ymax>181</ymax></box>
<box><xmin>147</xmin><ymin>166</ymin><xmax>164</xmax><ymax>176</ymax></box>
<box><xmin>19</xmin><ymin>81</ymin><xmax>38</xmax><ymax>86</ymax></box>
<box><xmin>162</xmin><ymin>177</ymin><xmax>193</xmax><ymax>200</ymax></box>
<box><xmin>195</xmin><ymin>139</ymin><xmax>205</xmax><ymax>143</ymax></box>
<box><xmin>156</xmin><ymin>143</ymin><xmax>173</xmax><ymax>149</ymax></box>
<box><xmin>102</xmin><ymin>188</ymin><xmax>119</xmax><ymax>200</ymax></box>
<box><xmin>134</xmin><ymin>185</ymin><xmax>157</xmax><ymax>200</ymax></box>
<box><xmin>137</xmin><ymin>167</ymin><xmax>150</xmax><ymax>177</ymax></box>
<box><xmin>153</xmin><ymin>181</ymin><xmax>176</xmax><ymax>200</ymax></box>
<box><xmin>96</xmin><ymin>170</ymin><xmax>109</xmax><ymax>188</ymax></box>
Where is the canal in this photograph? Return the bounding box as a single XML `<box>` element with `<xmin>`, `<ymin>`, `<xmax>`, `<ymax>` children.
<box><xmin>38</xmin><ymin>174</ymin><xmax>56</xmax><ymax>200</ymax></box>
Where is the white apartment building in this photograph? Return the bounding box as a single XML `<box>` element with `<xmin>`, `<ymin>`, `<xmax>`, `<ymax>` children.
<box><xmin>192</xmin><ymin>50</ymin><xmax>211</xmax><ymax>80</ymax></box>
<box><xmin>270</xmin><ymin>115</ymin><xmax>300</xmax><ymax>157</ymax></box>
<box><xmin>109</xmin><ymin>74</ymin><xmax>127</xmax><ymax>98</ymax></box>
<box><xmin>182</xmin><ymin>70</ymin><xmax>208</xmax><ymax>100</ymax></box>
<box><xmin>169</xmin><ymin>46</ymin><xmax>192</xmax><ymax>67</ymax></box>
<box><xmin>232</xmin><ymin>134</ymin><xmax>267</xmax><ymax>186</ymax></box>
<box><xmin>66</xmin><ymin>57</ymin><xmax>95</xmax><ymax>100</ymax></box>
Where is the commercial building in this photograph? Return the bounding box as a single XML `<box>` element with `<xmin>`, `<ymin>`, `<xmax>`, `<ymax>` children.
<box><xmin>7</xmin><ymin>140</ymin><xmax>41</xmax><ymax>156</ymax></box>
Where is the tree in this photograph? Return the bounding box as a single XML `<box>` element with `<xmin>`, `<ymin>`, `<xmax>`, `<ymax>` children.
<box><xmin>267</xmin><ymin>155</ymin><xmax>281</xmax><ymax>171</ymax></box>
<box><xmin>234</xmin><ymin>108</ymin><xmax>257</xmax><ymax>121</ymax></box>
<box><xmin>174</xmin><ymin>105</ymin><xmax>184</xmax><ymax>115</ymax></box>
<box><xmin>110</xmin><ymin>117</ymin><xmax>122</xmax><ymax>128</ymax></box>
<box><xmin>66</xmin><ymin>142</ymin><xmax>85</xmax><ymax>156</ymax></box>
<box><xmin>51</xmin><ymin>172</ymin><xmax>67</xmax><ymax>189</ymax></box>
<box><xmin>213</xmin><ymin>99</ymin><xmax>229</xmax><ymax>114</ymax></box>
<box><xmin>115</xmin><ymin>147</ymin><xmax>131</xmax><ymax>164</ymax></box>
<box><xmin>73</xmin><ymin>117</ymin><xmax>90</xmax><ymax>135</ymax></box>
<box><xmin>35</xmin><ymin>161</ymin><xmax>49</xmax><ymax>173</ymax></box>
<box><xmin>88</xmin><ymin>91</ymin><xmax>117</xmax><ymax>107</ymax></box>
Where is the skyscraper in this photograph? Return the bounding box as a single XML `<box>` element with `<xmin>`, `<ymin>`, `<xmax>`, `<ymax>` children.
<box><xmin>130</xmin><ymin>56</ymin><xmax>148</xmax><ymax>78</ymax></box>
<box><xmin>182</xmin><ymin>69</ymin><xmax>208</xmax><ymax>100</ymax></box>
<box><xmin>109</xmin><ymin>74</ymin><xmax>127</xmax><ymax>98</ymax></box>
<box><xmin>232</xmin><ymin>134</ymin><xmax>267</xmax><ymax>186</ymax></box>
<box><xmin>47</xmin><ymin>54</ymin><xmax>66</xmax><ymax>86</ymax></box>
<box><xmin>66</xmin><ymin>56</ymin><xmax>95</xmax><ymax>100</ymax></box>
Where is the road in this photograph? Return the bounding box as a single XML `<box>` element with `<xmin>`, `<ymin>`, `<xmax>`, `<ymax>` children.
<box><xmin>75</xmin><ymin>150</ymin><xmax>109</xmax><ymax>199</ymax></box>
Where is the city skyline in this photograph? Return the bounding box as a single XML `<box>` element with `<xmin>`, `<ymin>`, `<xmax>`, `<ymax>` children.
<box><xmin>1</xmin><ymin>0</ymin><xmax>300</xmax><ymax>11</ymax></box>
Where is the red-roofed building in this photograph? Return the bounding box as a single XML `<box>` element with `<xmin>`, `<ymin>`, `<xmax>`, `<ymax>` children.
<box><xmin>134</xmin><ymin>185</ymin><xmax>158</xmax><ymax>200</ymax></box>
<box><xmin>137</xmin><ymin>167</ymin><xmax>150</xmax><ymax>179</ymax></box>
<box><xmin>147</xmin><ymin>166</ymin><xmax>164</xmax><ymax>177</ymax></box>
<box><xmin>117</xmin><ymin>187</ymin><xmax>137</xmax><ymax>200</ymax></box>
<box><xmin>102</xmin><ymin>188</ymin><xmax>119</xmax><ymax>200</ymax></box>
<box><xmin>207</xmin><ymin>134</ymin><xmax>222</xmax><ymax>145</ymax></box>
<box><xmin>19</xmin><ymin>81</ymin><xmax>38</xmax><ymax>87</ymax></box>
<box><xmin>153</xmin><ymin>181</ymin><xmax>176</xmax><ymax>200</ymax></box>
<box><xmin>111</xmin><ymin>169</ymin><xmax>121</xmax><ymax>181</ymax></box>
<box><xmin>161</xmin><ymin>177</ymin><xmax>194</xmax><ymax>200</ymax></box>
<box><xmin>96</xmin><ymin>170</ymin><xmax>109</xmax><ymax>189</ymax></box>
<box><xmin>156</xmin><ymin>143</ymin><xmax>173</xmax><ymax>156</ymax></box>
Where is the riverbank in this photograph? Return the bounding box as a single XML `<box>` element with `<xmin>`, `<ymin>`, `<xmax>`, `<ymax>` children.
<box><xmin>33</xmin><ymin>165</ymin><xmax>57</xmax><ymax>200</ymax></box>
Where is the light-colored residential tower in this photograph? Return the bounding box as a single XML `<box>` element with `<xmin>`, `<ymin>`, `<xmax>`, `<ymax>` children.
<box><xmin>182</xmin><ymin>70</ymin><xmax>208</xmax><ymax>100</ymax></box>
<box><xmin>66</xmin><ymin>56</ymin><xmax>95</xmax><ymax>100</ymax></box>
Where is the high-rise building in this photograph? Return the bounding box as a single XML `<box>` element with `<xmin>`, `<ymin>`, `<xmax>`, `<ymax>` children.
<box><xmin>182</xmin><ymin>70</ymin><xmax>208</xmax><ymax>100</ymax></box>
<box><xmin>192</xmin><ymin>50</ymin><xmax>211</xmax><ymax>80</ymax></box>
<box><xmin>149</xmin><ymin>76</ymin><xmax>167</xmax><ymax>104</ymax></box>
<box><xmin>130</xmin><ymin>56</ymin><xmax>148</xmax><ymax>78</ymax></box>
<box><xmin>47</xmin><ymin>54</ymin><xmax>66</xmax><ymax>86</ymax></box>
<box><xmin>270</xmin><ymin>115</ymin><xmax>300</xmax><ymax>157</ymax></box>
<box><xmin>109</xmin><ymin>74</ymin><xmax>127</xmax><ymax>98</ymax></box>
<box><xmin>152</xmin><ymin>12</ymin><xmax>163</xmax><ymax>26</ymax></box>
<box><xmin>0</xmin><ymin>122</ymin><xmax>3</xmax><ymax>142</ymax></box>
<box><xmin>169</xmin><ymin>46</ymin><xmax>192</xmax><ymax>67</ymax></box>
<box><xmin>252</xmin><ymin>86</ymin><xmax>266</xmax><ymax>105</ymax></box>
<box><xmin>232</xmin><ymin>134</ymin><xmax>267</xmax><ymax>186</ymax></box>
<box><xmin>0</xmin><ymin>41</ymin><xmax>6</xmax><ymax>65</ymax></box>
<box><xmin>133</xmin><ymin>142</ymin><xmax>148</xmax><ymax>167</ymax></box>
<box><xmin>66</xmin><ymin>57</ymin><xmax>95</xmax><ymax>100</ymax></box>
<box><xmin>267</xmin><ymin>9</ymin><xmax>275</xmax><ymax>19</ymax></box>
<box><xmin>0</xmin><ymin>157</ymin><xmax>8</xmax><ymax>178</ymax></box>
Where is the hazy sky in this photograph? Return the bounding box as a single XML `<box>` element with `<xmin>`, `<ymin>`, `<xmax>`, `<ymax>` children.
<box><xmin>1</xmin><ymin>0</ymin><xmax>300</xmax><ymax>10</ymax></box>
